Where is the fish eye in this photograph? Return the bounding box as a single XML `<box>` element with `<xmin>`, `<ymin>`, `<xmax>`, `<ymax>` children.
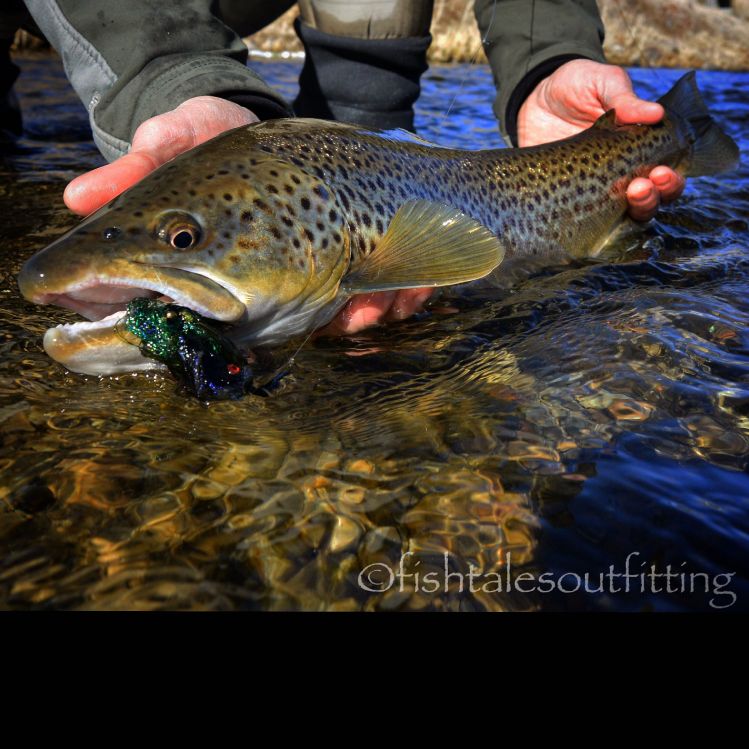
<box><xmin>157</xmin><ymin>212</ymin><xmax>203</xmax><ymax>250</ymax></box>
<box><xmin>170</xmin><ymin>227</ymin><xmax>198</xmax><ymax>249</ymax></box>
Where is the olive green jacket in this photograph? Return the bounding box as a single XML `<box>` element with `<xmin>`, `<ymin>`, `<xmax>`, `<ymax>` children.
<box><xmin>474</xmin><ymin>0</ymin><xmax>606</xmax><ymax>144</ymax></box>
<box><xmin>20</xmin><ymin>0</ymin><xmax>606</xmax><ymax>160</ymax></box>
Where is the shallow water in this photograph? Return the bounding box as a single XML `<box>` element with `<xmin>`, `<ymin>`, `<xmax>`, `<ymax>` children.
<box><xmin>1</xmin><ymin>54</ymin><xmax>748</xmax><ymax>611</ymax></box>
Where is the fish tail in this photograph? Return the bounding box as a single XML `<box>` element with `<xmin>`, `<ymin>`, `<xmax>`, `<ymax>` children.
<box><xmin>658</xmin><ymin>71</ymin><xmax>739</xmax><ymax>177</ymax></box>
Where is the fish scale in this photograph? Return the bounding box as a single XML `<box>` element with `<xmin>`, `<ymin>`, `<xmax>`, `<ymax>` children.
<box><xmin>17</xmin><ymin>72</ymin><xmax>740</xmax><ymax>377</ymax></box>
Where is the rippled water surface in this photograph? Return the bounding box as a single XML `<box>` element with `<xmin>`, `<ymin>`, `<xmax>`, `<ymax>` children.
<box><xmin>1</xmin><ymin>54</ymin><xmax>748</xmax><ymax>611</ymax></box>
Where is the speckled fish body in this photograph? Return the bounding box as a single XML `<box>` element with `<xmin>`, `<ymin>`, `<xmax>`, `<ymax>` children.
<box><xmin>18</xmin><ymin>72</ymin><xmax>738</xmax><ymax>376</ymax></box>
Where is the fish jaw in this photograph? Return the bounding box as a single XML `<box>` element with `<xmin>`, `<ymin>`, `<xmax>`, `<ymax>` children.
<box><xmin>42</xmin><ymin>312</ymin><xmax>163</xmax><ymax>375</ymax></box>
<box><xmin>19</xmin><ymin>249</ymin><xmax>247</xmax><ymax>376</ymax></box>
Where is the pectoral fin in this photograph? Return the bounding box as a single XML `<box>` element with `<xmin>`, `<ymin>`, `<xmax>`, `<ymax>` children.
<box><xmin>343</xmin><ymin>199</ymin><xmax>504</xmax><ymax>294</ymax></box>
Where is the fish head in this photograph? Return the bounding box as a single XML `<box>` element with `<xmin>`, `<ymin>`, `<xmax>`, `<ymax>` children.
<box><xmin>18</xmin><ymin>126</ymin><xmax>351</xmax><ymax>375</ymax></box>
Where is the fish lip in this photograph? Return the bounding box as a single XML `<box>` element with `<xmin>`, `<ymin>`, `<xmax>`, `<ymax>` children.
<box><xmin>42</xmin><ymin>310</ymin><xmax>164</xmax><ymax>376</ymax></box>
<box><xmin>27</xmin><ymin>265</ymin><xmax>245</xmax><ymax>323</ymax></box>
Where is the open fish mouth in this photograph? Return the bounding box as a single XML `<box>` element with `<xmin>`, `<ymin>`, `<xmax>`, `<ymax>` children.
<box><xmin>26</xmin><ymin>265</ymin><xmax>244</xmax><ymax>320</ymax></box>
<box><xmin>21</xmin><ymin>266</ymin><xmax>247</xmax><ymax>376</ymax></box>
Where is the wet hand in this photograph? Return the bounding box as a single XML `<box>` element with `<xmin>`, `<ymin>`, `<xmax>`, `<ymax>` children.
<box><xmin>63</xmin><ymin>96</ymin><xmax>258</xmax><ymax>216</ymax></box>
<box><xmin>517</xmin><ymin>60</ymin><xmax>685</xmax><ymax>221</ymax></box>
<box><xmin>317</xmin><ymin>289</ymin><xmax>435</xmax><ymax>337</ymax></box>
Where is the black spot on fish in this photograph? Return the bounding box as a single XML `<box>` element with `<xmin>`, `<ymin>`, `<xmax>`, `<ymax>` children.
<box><xmin>301</xmin><ymin>197</ymin><xmax>311</xmax><ymax>211</ymax></box>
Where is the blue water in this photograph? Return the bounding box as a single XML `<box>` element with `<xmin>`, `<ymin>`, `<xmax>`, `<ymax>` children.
<box><xmin>0</xmin><ymin>54</ymin><xmax>748</xmax><ymax>611</ymax></box>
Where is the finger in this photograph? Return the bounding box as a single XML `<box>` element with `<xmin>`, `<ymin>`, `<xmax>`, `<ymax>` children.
<box><xmin>64</xmin><ymin>107</ymin><xmax>200</xmax><ymax>216</ymax></box>
<box><xmin>63</xmin><ymin>151</ymin><xmax>161</xmax><ymax>216</ymax></box>
<box><xmin>626</xmin><ymin>177</ymin><xmax>660</xmax><ymax>221</ymax></box>
<box><xmin>596</xmin><ymin>67</ymin><xmax>664</xmax><ymax>125</ymax></box>
<box><xmin>648</xmin><ymin>165</ymin><xmax>686</xmax><ymax>203</ymax></box>
<box><xmin>317</xmin><ymin>292</ymin><xmax>397</xmax><ymax>337</ymax></box>
<box><xmin>63</xmin><ymin>117</ymin><xmax>191</xmax><ymax>216</ymax></box>
<box><xmin>385</xmin><ymin>288</ymin><xmax>434</xmax><ymax>321</ymax></box>
<box><xmin>609</xmin><ymin>92</ymin><xmax>664</xmax><ymax>125</ymax></box>
<box><xmin>64</xmin><ymin>97</ymin><xmax>256</xmax><ymax>216</ymax></box>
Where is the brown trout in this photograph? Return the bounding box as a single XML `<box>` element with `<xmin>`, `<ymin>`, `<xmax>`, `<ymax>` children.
<box><xmin>18</xmin><ymin>72</ymin><xmax>738</xmax><ymax>376</ymax></box>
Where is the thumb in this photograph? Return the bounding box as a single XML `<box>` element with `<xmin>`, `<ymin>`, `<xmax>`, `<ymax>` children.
<box><xmin>608</xmin><ymin>91</ymin><xmax>664</xmax><ymax>125</ymax></box>
<box><xmin>597</xmin><ymin>68</ymin><xmax>664</xmax><ymax>125</ymax></box>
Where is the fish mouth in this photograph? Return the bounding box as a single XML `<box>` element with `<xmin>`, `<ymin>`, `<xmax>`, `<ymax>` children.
<box><xmin>22</xmin><ymin>265</ymin><xmax>247</xmax><ymax>376</ymax></box>
<box><xmin>26</xmin><ymin>265</ymin><xmax>244</xmax><ymax>321</ymax></box>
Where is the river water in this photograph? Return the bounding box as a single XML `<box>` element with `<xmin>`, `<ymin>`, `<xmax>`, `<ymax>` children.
<box><xmin>1</xmin><ymin>53</ymin><xmax>747</xmax><ymax>611</ymax></box>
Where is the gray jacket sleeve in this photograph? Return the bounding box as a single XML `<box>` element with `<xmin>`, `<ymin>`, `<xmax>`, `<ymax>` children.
<box><xmin>474</xmin><ymin>0</ymin><xmax>606</xmax><ymax>145</ymax></box>
<box><xmin>23</xmin><ymin>0</ymin><xmax>293</xmax><ymax>161</ymax></box>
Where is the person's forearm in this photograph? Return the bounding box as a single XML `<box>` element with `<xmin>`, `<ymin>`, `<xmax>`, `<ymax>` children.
<box><xmin>474</xmin><ymin>0</ymin><xmax>606</xmax><ymax>145</ymax></box>
<box><xmin>23</xmin><ymin>0</ymin><xmax>293</xmax><ymax>161</ymax></box>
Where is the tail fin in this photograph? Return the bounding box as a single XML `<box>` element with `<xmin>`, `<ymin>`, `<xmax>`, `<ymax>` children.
<box><xmin>658</xmin><ymin>71</ymin><xmax>739</xmax><ymax>177</ymax></box>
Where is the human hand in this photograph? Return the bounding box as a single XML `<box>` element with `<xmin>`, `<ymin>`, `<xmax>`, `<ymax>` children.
<box><xmin>64</xmin><ymin>96</ymin><xmax>258</xmax><ymax>216</ymax></box>
<box><xmin>517</xmin><ymin>59</ymin><xmax>685</xmax><ymax>221</ymax></box>
<box><xmin>316</xmin><ymin>289</ymin><xmax>435</xmax><ymax>337</ymax></box>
